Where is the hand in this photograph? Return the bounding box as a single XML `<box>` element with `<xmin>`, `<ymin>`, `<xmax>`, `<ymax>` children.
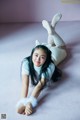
<box><xmin>25</xmin><ymin>102</ymin><xmax>33</xmax><ymax>115</ymax></box>
<box><xmin>16</xmin><ymin>104</ymin><xmax>26</xmax><ymax>115</ymax></box>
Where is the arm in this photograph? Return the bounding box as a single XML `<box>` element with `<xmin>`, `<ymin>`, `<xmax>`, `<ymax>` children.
<box><xmin>21</xmin><ymin>74</ymin><xmax>29</xmax><ymax>98</ymax></box>
<box><xmin>25</xmin><ymin>78</ymin><xmax>46</xmax><ymax>115</ymax></box>
<box><xmin>31</xmin><ymin>78</ymin><xmax>46</xmax><ymax>98</ymax></box>
<box><xmin>16</xmin><ymin>74</ymin><xmax>29</xmax><ymax>114</ymax></box>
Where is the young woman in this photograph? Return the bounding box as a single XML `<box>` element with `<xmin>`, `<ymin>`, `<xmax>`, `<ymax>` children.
<box><xmin>16</xmin><ymin>13</ymin><xmax>67</xmax><ymax>115</ymax></box>
<box><xmin>16</xmin><ymin>45</ymin><xmax>62</xmax><ymax>115</ymax></box>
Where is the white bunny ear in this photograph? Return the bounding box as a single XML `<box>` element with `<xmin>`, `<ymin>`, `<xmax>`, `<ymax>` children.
<box><xmin>35</xmin><ymin>40</ymin><xmax>41</xmax><ymax>46</ymax></box>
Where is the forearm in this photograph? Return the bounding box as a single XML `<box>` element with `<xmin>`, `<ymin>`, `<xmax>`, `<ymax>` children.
<box><xmin>21</xmin><ymin>75</ymin><xmax>29</xmax><ymax>98</ymax></box>
<box><xmin>21</xmin><ymin>84</ymin><xmax>28</xmax><ymax>98</ymax></box>
<box><xmin>31</xmin><ymin>85</ymin><xmax>42</xmax><ymax>98</ymax></box>
<box><xmin>31</xmin><ymin>78</ymin><xmax>45</xmax><ymax>98</ymax></box>
<box><xmin>16</xmin><ymin>78</ymin><xmax>45</xmax><ymax>110</ymax></box>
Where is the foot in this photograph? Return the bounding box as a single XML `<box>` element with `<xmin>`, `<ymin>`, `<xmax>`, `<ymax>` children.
<box><xmin>51</xmin><ymin>13</ymin><xmax>62</xmax><ymax>28</ymax></box>
<box><xmin>42</xmin><ymin>20</ymin><xmax>52</xmax><ymax>35</ymax></box>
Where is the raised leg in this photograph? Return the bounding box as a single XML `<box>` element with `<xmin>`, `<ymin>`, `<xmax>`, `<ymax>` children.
<box><xmin>42</xmin><ymin>13</ymin><xmax>67</xmax><ymax>65</ymax></box>
<box><xmin>48</xmin><ymin>31</ymin><xmax>65</xmax><ymax>47</ymax></box>
<box><xmin>42</xmin><ymin>20</ymin><xmax>52</xmax><ymax>35</ymax></box>
<box><xmin>51</xmin><ymin>13</ymin><xmax>62</xmax><ymax>28</ymax></box>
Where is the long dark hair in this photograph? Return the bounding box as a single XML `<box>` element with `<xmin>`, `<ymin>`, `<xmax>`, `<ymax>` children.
<box><xmin>24</xmin><ymin>45</ymin><xmax>53</xmax><ymax>86</ymax></box>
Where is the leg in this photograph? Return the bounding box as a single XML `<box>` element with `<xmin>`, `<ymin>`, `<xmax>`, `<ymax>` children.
<box><xmin>50</xmin><ymin>47</ymin><xmax>67</xmax><ymax>65</ymax></box>
<box><xmin>42</xmin><ymin>13</ymin><xmax>67</xmax><ymax>64</ymax></box>
<box><xmin>42</xmin><ymin>20</ymin><xmax>52</xmax><ymax>34</ymax></box>
<box><xmin>42</xmin><ymin>13</ymin><xmax>62</xmax><ymax>35</ymax></box>
<box><xmin>49</xmin><ymin>13</ymin><xmax>66</xmax><ymax>47</ymax></box>
<box><xmin>48</xmin><ymin>31</ymin><xmax>66</xmax><ymax>47</ymax></box>
<box><xmin>48</xmin><ymin>31</ymin><xmax>67</xmax><ymax>65</ymax></box>
<box><xmin>42</xmin><ymin>13</ymin><xmax>64</xmax><ymax>46</ymax></box>
<box><xmin>51</xmin><ymin>13</ymin><xmax>62</xmax><ymax>28</ymax></box>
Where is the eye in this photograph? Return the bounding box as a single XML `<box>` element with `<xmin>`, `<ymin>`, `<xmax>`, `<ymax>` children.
<box><xmin>41</xmin><ymin>56</ymin><xmax>46</xmax><ymax>59</ymax></box>
<box><xmin>35</xmin><ymin>54</ymin><xmax>38</xmax><ymax>57</ymax></box>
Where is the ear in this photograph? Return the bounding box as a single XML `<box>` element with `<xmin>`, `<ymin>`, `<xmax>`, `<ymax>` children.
<box><xmin>35</xmin><ymin>40</ymin><xmax>41</xmax><ymax>46</ymax></box>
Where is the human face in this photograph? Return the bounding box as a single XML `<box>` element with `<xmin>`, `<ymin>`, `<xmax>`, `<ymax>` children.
<box><xmin>32</xmin><ymin>48</ymin><xmax>47</xmax><ymax>67</ymax></box>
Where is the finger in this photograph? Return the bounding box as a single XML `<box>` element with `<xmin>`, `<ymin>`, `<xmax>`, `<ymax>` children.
<box><xmin>25</xmin><ymin>103</ymin><xmax>33</xmax><ymax>111</ymax></box>
<box><xmin>22</xmin><ymin>111</ymin><xmax>25</xmax><ymax>115</ymax></box>
<box><xmin>25</xmin><ymin>110</ymin><xmax>32</xmax><ymax>115</ymax></box>
<box><xmin>25</xmin><ymin>108</ymin><xmax>33</xmax><ymax>115</ymax></box>
<box><xmin>25</xmin><ymin>108</ymin><xmax>32</xmax><ymax>114</ymax></box>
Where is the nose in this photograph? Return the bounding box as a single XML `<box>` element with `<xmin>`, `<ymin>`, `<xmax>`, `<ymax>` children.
<box><xmin>36</xmin><ymin>57</ymin><xmax>40</xmax><ymax>61</ymax></box>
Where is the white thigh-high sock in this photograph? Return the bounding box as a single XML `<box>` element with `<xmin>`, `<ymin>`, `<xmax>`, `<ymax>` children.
<box><xmin>51</xmin><ymin>13</ymin><xmax>62</xmax><ymax>28</ymax></box>
<box><xmin>42</xmin><ymin>20</ymin><xmax>52</xmax><ymax>35</ymax></box>
<box><xmin>49</xmin><ymin>47</ymin><xmax>67</xmax><ymax>65</ymax></box>
<box><xmin>16</xmin><ymin>96</ymin><xmax>38</xmax><ymax>109</ymax></box>
<box><xmin>48</xmin><ymin>31</ymin><xmax>65</xmax><ymax>47</ymax></box>
<box><xmin>42</xmin><ymin>13</ymin><xmax>62</xmax><ymax>35</ymax></box>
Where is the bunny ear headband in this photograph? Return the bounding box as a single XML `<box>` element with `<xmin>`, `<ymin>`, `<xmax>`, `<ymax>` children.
<box><xmin>35</xmin><ymin>40</ymin><xmax>47</xmax><ymax>46</ymax></box>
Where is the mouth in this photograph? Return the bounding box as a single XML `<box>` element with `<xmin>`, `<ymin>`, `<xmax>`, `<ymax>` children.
<box><xmin>35</xmin><ymin>61</ymin><xmax>40</xmax><ymax>66</ymax></box>
<box><xmin>36</xmin><ymin>61</ymin><xmax>40</xmax><ymax>64</ymax></box>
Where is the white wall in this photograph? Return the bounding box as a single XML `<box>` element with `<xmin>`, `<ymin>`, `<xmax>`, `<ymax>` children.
<box><xmin>0</xmin><ymin>0</ymin><xmax>80</xmax><ymax>23</ymax></box>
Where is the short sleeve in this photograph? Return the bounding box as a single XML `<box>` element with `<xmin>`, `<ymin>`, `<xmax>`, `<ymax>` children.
<box><xmin>41</xmin><ymin>73</ymin><xmax>45</xmax><ymax>79</ymax></box>
<box><xmin>41</xmin><ymin>63</ymin><xmax>55</xmax><ymax>80</ymax></box>
<box><xmin>21</xmin><ymin>59</ymin><xmax>30</xmax><ymax>75</ymax></box>
<box><xmin>46</xmin><ymin>63</ymin><xmax>55</xmax><ymax>79</ymax></box>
